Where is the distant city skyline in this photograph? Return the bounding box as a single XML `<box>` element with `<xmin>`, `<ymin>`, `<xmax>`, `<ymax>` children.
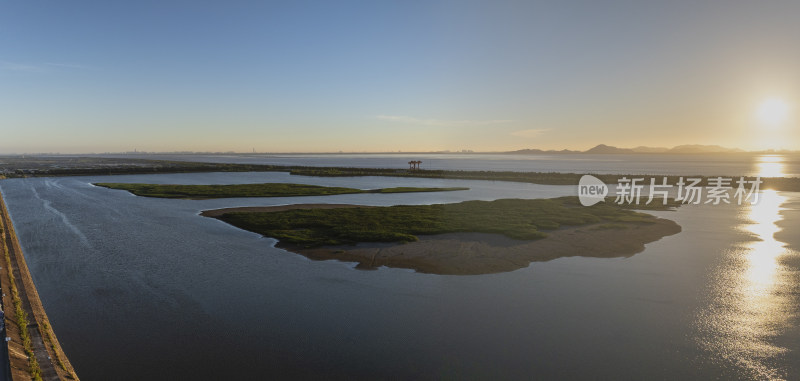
<box><xmin>1</xmin><ymin>1</ymin><xmax>799</xmax><ymax>154</ymax></box>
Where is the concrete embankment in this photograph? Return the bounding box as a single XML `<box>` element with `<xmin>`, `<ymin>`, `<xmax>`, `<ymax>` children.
<box><xmin>0</xmin><ymin>190</ymin><xmax>79</xmax><ymax>380</ymax></box>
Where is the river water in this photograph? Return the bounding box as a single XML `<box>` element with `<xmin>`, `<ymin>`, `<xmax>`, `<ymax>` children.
<box><xmin>102</xmin><ymin>152</ymin><xmax>800</xmax><ymax>177</ymax></box>
<box><xmin>0</xmin><ymin>156</ymin><xmax>799</xmax><ymax>380</ymax></box>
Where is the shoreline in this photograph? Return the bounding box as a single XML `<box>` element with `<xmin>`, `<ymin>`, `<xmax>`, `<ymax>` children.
<box><xmin>2</xmin><ymin>156</ymin><xmax>798</xmax><ymax>192</ymax></box>
<box><xmin>200</xmin><ymin>204</ymin><xmax>375</xmax><ymax>218</ymax></box>
<box><xmin>1</xmin><ymin>191</ymin><xmax>79</xmax><ymax>380</ymax></box>
<box><xmin>203</xmin><ymin>203</ymin><xmax>682</xmax><ymax>275</ymax></box>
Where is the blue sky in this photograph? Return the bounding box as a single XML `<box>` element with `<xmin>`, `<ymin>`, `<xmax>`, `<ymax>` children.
<box><xmin>1</xmin><ymin>1</ymin><xmax>799</xmax><ymax>153</ymax></box>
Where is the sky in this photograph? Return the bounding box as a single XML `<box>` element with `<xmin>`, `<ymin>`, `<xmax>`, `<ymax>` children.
<box><xmin>1</xmin><ymin>0</ymin><xmax>799</xmax><ymax>153</ymax></box>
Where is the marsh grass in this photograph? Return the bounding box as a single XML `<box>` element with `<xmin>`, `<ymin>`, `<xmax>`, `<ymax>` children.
<box><xmin>1</xmin><ymin>226</ymin><xmax>43</xmax><ymax>381</ymax></box>
<box><xmin>94</xmin><ymin>183</ymin><xmax>468</xmax><ymax>199</ymax></box>
<box><xmin>216</xmin><ymin>196</ymin><xmax>667</xmax><ymax>247</ymax></box>
<box><xmin>289</xmin><ymin>168</ymin><xmax>800</xmax><ymax>191</ymax></box>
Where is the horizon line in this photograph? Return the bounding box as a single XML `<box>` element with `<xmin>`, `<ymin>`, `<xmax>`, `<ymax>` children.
<box><xmin>2</xmin><ymin>147</ymin><xmax>798</xmax><ymax>156</ymax></box>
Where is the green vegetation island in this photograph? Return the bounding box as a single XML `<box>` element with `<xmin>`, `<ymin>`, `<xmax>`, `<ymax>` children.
<box><xmin>202</xmin><ymin>197</ymin><xmax>681</xmax><ymax>275</ymax></box>
<box><xmin>94</xmin><ymin>182</ymin><xmax>468</xmax><ymax>199</ymax></box>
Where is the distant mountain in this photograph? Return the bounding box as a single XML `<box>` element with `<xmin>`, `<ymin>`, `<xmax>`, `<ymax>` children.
<box><xmin>631</xmin><ymin>146</ymin><xmax>669</xmax><ymax>153</ymax></box>
<box><xmin>508</xmin><ymin>148</ymin><xmax>545</xmax><ymax>154</ymax></box>
<box><xmin>583</xmin><ymin>144</ymin><xmax>634</xmax><ymax>154</ymax></box>
<box><xmin>667</xmin><ymin>144</ymin><xmax>743</xmax><ymax>153</ymax></box>
<box><xmin>593</xmin><ymin>144</ymin><xmax>741</xmax><ymax>154</ymax></box>
<box><xmin>509</xmin><ymin>148</ymin><xmax>581</xmax><ymax>154</ymax></box>
<box><xmin>508</xmin><ymin>144</ymin><xmax>748</xmax><ymax>154</ymax></box>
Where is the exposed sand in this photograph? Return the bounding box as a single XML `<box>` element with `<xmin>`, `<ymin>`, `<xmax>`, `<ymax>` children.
<box><xmin>202</xmin><ymin>204</ymin><xmax>682</xmax><ymax>275</ymax></box>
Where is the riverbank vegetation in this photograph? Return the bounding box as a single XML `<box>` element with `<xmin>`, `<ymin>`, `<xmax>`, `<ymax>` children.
<box><xmin>289</xmin><ymin>167</ymin><xmax>800</xmax><ymax>191</ymax></box>
<box><xmin>211</xmin><ymin>196</ymin><xmax>675</xmax><ymax>248</ymax></box>
<box><xmin>4</xmin><ymin>156</ymin><xmax>799</xmax><ymax>191</ymax></box>
<box><xmin>1</xmin><ymin>222</ymin><xmax>43</xmax><ymax>380</ymax></box>
<box><xmin>0</xmin><ymin>157</ymin><xmax>800</xmax><ymax>191</ymax></box>
<box><xmin>94</xmin><ymin>182</ymin><xmax>469</xmax><ymax>199</ymax></box>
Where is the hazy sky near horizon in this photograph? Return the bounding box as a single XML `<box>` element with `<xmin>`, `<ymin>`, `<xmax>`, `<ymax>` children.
<box><xmin>1</xmin><ymin>0</ymin><xmax>799</xmax><ymax>153</ymax></box>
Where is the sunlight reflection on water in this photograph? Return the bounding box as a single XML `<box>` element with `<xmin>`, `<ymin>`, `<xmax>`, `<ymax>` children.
<box><xmin>697</xmin><ymin>190</ymin><xmax>798</xmax><ymax>380</ymax></box>
<box><xmin>756</xmin><ymin>155</ymin><xmax>786</xmax><ymax>178</ymax></box>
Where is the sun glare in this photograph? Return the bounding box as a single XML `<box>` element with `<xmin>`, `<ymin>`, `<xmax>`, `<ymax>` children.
<box><xmin>755</xmin><ymin>155</ymin><xmax>786</xmax><ymax>178</ymax></box>
<box><xmin>756</xmin><ymin>98</ymin><xmax>790</xmax><ymax>125</ymax></box>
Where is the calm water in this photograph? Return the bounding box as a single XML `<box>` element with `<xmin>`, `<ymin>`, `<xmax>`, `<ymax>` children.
<box><xmin>103</xmin><ymin>152</ymin><xmax>800</xmax><ymax>177</ymax></box>
<box><xmin>1</xmin><ymin>157</ymin><xmax>799</xmax><ymax>380</ymax></box>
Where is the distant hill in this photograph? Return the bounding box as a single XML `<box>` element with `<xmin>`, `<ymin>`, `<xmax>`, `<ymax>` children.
<box><xmin>667</xmin><ymin>144</ymin><xmax>743</xmax><ymax>153</ymax></box>
<box><xmin>508</xmin><ymin>144</ymin><xmax>748</xmax><ymax>154</ymax></box>
<box><xmin>583</xmin><ymin>144</ymin><xmax>634</xmax><ymax>154</ymax></box>
<box><xmin>507</xmin><ymin>148</ymin><xmax>545</xmax><ymax>154</ymax></box>
<box><xmin>631</xmin><ymin>146</ymin><xmax>669</xmax><ymax>153</ymax></box>
<box><xmin>508</xmin><ymin>148</ymin><xmax>581</xmax><ymax>154</ymax></box>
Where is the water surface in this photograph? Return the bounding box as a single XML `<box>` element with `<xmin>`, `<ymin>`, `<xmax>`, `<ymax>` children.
<box><xmin>0</xmin><ymin>170</ymin><xmax>798</xmax><ymax>379</ymax></box>
<box><xmin>102</xmin><ymin>152</ymin><xmax>800</xmax><ymax>177</ymax></box>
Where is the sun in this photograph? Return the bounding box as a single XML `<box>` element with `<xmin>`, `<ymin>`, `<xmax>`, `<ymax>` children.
<box><xmin>756</xmin><ymin>98</ymin><xmax>790</xmax><ymax>125</ymax></box>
